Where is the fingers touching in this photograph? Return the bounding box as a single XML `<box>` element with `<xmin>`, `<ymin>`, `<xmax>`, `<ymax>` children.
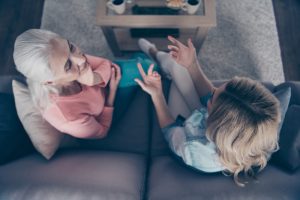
<box><xmin>167</xmin><ymin>45</ymin><xmax>179</xmax><ymax>52</ymax></box>
<box><xmin>168</xmin><ymin>35</ymin><xmax>183</xmax><ymax>47</ymax></box>
<box><xmin>168</xmin><ymin>36</ymin><xmax>194</xmax><ymax>50</ymax></box>
<box><xmin>187</xmin><ymin>38</ymin><xmax>195</xmax><ymax>50</ymax></box>
<box><xmin>169</xmin><ymin>51</ymin><xmax>178</xmax><ymax>59</ymax></box>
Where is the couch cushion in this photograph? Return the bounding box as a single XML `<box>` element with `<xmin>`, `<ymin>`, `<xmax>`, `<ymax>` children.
<box><xmin>78</xmin><ymin>88</ymin><xmax>151</xmax><ymax>154</ymax></box>
<box><xmin>147</xmin><ymin>155</ymin><xmax>300</xmax><ymax>200</ymax></box>
<box><xmin>0</xmin><ymin>150</ymin><xmax>146</xmax><ymax>200</ymax></box>
<box><xmin>0</xmin><ymin>93</ymin><xmax>33</xmax><ymax>164</ymax></box>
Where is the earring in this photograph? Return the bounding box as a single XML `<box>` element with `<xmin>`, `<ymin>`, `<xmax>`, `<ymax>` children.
<box><xmin>43</xmin><ymin>81</ymin><xmax>53</xmax><ymax>85</ymax></box>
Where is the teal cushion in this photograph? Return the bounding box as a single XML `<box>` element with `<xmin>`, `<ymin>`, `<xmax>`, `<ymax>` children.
<box><xmin>114</xmin><ymin>53</ymin><xmax>159</xmax><ymax>88</ymax></box>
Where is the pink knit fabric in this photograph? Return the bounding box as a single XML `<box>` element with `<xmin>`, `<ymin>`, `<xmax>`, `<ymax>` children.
<box><xmin>43</xmin><ymin>55</ymin><xmax>113</xmax><ymax>139</ymax></box>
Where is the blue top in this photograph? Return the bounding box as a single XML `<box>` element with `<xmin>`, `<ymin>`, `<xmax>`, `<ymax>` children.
<box><xmin>162</xmin><ymin>94</ymin><xmax>224</xmax><ymax>172</ymax></box>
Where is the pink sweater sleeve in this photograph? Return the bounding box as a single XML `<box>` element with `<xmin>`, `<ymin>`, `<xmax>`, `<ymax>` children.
<box><xmin>95</xmin><ymin>106</ymin><xmax>114</xmax><ymax>132</ymax></box>
<box><xmin>43</xmin><ymin>105</ymin><xmax>114</xmax><ymax>139</ymax></box>
<box><xmin>86</xmin><ymin>54</ymin><xmax>112</xmax><ymax>87</ymax></box>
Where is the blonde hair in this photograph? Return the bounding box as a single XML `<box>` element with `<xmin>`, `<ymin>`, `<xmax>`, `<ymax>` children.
<box><xmin>206</xmin><ymin>77</ymin><xmax>280</xmax><ymax>187</ymax></box>
<box><xmin>13</xmin><ymin>29</ymin><xmax>61</xmax><ymax>111</ymax></box>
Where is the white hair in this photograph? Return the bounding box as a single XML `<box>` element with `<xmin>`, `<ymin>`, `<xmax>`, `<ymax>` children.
<box><xmin>13</xmin><ymin>29</ymin><xmax>61</xmax><ymax>111</ymax></box>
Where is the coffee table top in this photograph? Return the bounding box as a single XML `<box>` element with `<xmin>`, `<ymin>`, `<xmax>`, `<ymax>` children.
<box><xmin>96</xmin><ymin>0</ymin><xmax>216</xmax><ymax>28</ymax></box>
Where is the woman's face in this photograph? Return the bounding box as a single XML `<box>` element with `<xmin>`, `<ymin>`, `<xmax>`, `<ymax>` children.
<box><xmin>48</xmin><ymin>37</ymin><xmax>88</xmax><ymax>85</ymax></box>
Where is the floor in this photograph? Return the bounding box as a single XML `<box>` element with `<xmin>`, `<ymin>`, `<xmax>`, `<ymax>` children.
<box><xmin>0</xmin><ymin>0</ymin><xmax>299</xmax><ymax>81</ymax></box>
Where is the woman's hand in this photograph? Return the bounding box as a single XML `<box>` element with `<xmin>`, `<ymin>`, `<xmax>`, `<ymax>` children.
<box><xmin>109</xmin><ymin>63</ymin><xmax>121</xmax><ymax>91</ymax></box>
<box><xmin>106</xmin><ymin>63</ymin><xmax>121</xmax><ymax>107</ymax></box>
<box><xmin>134</xmin><ymin>63</ymin><xmax>163</xmax><ymax>98</ymax></box>
<box><xmin>167</xmin><ymin>35</ymin><xmax>197</xmax><ymax>70</ymax></box>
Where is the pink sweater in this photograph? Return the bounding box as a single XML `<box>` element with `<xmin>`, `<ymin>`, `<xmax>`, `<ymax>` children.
<box><xmin>43</xmin><ymin>55</ymin><xmax>113</xmax><ymax>139</ymax></box>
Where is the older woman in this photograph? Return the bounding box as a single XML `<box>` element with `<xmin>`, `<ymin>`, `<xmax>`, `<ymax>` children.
<box><xmin>13</xmin><ymin>29</ymin><xmax>121</xmax><ymax>139</ymax></box>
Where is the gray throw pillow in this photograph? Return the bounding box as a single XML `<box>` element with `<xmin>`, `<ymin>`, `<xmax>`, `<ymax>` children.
<box><xmin>271</xmin><ymin>105</ymin><xmax>300</xmax><ymax>171</ymax></box>
<box><xmin>273</xmin><ymin>86</ymin><xmax>291</xmax><ymax>133</ymax></box>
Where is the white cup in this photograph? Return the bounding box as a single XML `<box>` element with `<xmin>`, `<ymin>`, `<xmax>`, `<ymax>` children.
<box><xmin>106</xmin><ymin>0</ymin><xmax>126</xmax><ymax>15</ymax></box>
<box><xmin>182</xmin><ymin>0</ymin><xmax>201</xmax><ymax>15</ymax></box>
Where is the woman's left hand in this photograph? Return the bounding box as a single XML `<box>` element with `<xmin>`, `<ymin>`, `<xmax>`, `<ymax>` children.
<box><xmin>109</xmin><ymin>63</ymin><xmax>121</xmax><ymax>92</ymax></box>
<box><xmin>105</xmin><ymin>63</ymin><xmax>121</xmax><ymax>107</ymax></box>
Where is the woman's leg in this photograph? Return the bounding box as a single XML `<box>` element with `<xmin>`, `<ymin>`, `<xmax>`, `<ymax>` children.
<box><xmin>168</xmin><ymin>82</ymin><xmax>192</xmax><ymax>118</ymax></box>
<box><xmin>138</xmin><ymin>38</ymin><xmax>201</xmax><ymax>111</ymax></box>
<box><xmin>155</xmin><ymin>51</ymin><xmax>201</xmax><ymax>111</ymax></box>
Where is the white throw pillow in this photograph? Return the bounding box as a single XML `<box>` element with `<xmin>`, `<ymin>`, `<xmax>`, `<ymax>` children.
<box><xmin>12</xmin><ymin>80</ymin><xmax>63</xmax><ymax>159</ymax></box>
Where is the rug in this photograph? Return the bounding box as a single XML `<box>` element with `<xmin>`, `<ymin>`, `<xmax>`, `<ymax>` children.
<box><xmin>41</xmin><ymin>0</ymin><xmax>284</xmax><ymax>84</ymax></box>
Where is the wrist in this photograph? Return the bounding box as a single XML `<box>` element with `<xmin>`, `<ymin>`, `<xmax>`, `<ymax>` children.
<box><xmin>105</xmin><ymin>101</ymin><xmax>114</xmax><ymax>107</ymax></box>
<box><xmin>151</xmin><ymin>92</ymin><xmax>164</xmax><ymax>102</ymax></box>
<box><xmin>106</xmin><ymin>90</ymin><xmax>116</xmax><ymax>106</ymax></box>
<box><xmin>187</xmin><ymin>55</ymin><xmax>199</xmax><ymax>70</ymax></box>
<box><xmin>106</xmin><ymin>96</ymin><xmax>115</xmax><ymax>107</ymax></box>
<box><xmin>109</xmin><ymin>87</ymin><xmax>118</xmax><ymax>95</ymax></box>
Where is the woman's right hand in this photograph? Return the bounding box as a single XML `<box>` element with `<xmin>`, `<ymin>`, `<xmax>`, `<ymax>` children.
<box><xmin>134</xmin><ymin>63</ymin><xmax>163</xmax><ymax>98</ymax></box>
<box><xmin>167</xmin><ymin>35</ymin><xmax>197</xmax><ymax>70</ymax></box>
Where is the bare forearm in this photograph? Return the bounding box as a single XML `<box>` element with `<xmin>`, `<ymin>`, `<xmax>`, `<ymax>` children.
<box><xmin>187</xmin><ymin>57</ymin><xmax>214</xmax><ymax>97</ymax></box>
<box><xmin>151</xmin><ymin>93</ymin><xmax>175</xmax><ymax>128</ymax></box>
<box><xmin>106</xmin><ymin>89</ymin><xmax>117</xmax><ymax>107</ymax></box>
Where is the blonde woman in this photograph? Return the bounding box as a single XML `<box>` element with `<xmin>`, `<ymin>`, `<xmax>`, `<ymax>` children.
<box><xmin>13</xmin><ymin>29</ymin><xmax>121</xmax><ymax>139</ymax></box>
<box><xmin>135</xmin><ymin>37</ymin><xmax>281</xmax><ymax>186</ymax></box>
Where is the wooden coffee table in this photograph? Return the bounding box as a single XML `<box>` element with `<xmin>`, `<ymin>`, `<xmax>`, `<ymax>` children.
<box><xmin>96</xmin><ymin>0</ymin><xmax>216</xmax><ymax>56</ymax></box>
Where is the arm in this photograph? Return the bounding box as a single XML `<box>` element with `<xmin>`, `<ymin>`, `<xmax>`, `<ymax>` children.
<box><xmin>167</xmin><ymin>36</ymin><xmax>215</xmax><ymax>98</ymax></box>
<box><xmin>134</xmin><ymin>63</ymin><xmax>174</xmax><ymax>128</ymax></box>
<box><xmin>187</xmin><ymin>57</ymin><xmax>214</xmax><ymax>97</ymax></box>
<box><xmin>105</xmin><ymin>63</ymin><xmax>121</xmax><ymax>107</ymax></box>
<box><xmin>43</xmin><ymin>105</ymin><xmax>112</xmax><ymax>139</ymax></box>
<box><xmin>95</xmin><ymin>63</ymin><xmax>121</xmax><ymax>130</ymax></box>
<box><xmin>151</xmin><ymin>93</ymin><xmax>174</xmax><ymax>128</ymax></box>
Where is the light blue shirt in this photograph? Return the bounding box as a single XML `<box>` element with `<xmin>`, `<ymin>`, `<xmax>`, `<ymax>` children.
<box><xmin>162</xmin><ymin>108</ymin><xmax>224</xmax><ymax>173</ymax></box>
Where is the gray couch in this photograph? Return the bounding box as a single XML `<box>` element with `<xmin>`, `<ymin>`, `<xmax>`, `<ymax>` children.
<box><xmin>0</xmin><ymin>75</ymin><xmax>300</xmax><ymax>200</ymax></box>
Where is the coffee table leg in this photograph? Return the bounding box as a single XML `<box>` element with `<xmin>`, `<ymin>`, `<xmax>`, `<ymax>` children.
<box><xmin>194</xmin><ymin>27</ymin><xmax>209</xmax><ymax>54</ymax></box>
<box><xmin>101</xmin><ymin>27</ymin><xmax>122</xmax><ymax>57</ymax></box>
